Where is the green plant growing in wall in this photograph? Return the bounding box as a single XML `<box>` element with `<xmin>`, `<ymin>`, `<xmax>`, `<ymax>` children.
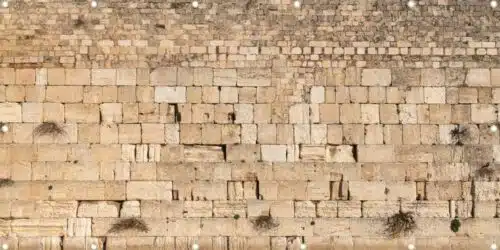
<box><xmin>33</xmin><ymin>122</ymin><xmax>67</xmax><ymax>139</ymax></box>
<box><xmin>107</xmin><ymin>218</ymin><xmax>150</xmax><ymax>234</ymax></box>
<box><xmin>0</xmin><ymin>179</ymin><xmax>14</xmax><ymax>188</ymax></box>
<box><xmin>251</xmin><ymin>215</ymin><xmax>279</xmax><ymax>231</ymax></box>
<box><xmin>450</xmin><ymin>216</ymin><xmax>461</xmax><ymax>233</ymax></box>
<box><xmin>384</xmin><ymin>211</ymin><xmax>416</xmax><ymax>238</ymax></box>
<box><xmin>233</xmin><ymin>214</ymin><xmax>240</xmax><ymax>220</ymax></box>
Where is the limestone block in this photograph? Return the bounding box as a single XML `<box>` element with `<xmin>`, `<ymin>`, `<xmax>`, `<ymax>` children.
<box><xmin>294</xmin><ymin>124</ymin><xmax>310</xmax><ymax>144</ymax></box>
<box><xmin>154</xmin><ymin>87</ymin><xmax>186</xmax><ymax>103</ymax></box>
<box><xmin>306</xmin><ymin>181</ymin><xmax>330</xmax><ymax>200</ymax></box>
<box><xmin>0</xmin><ymin>103</ymin><xmax>22</xmax><ymax>122</ymax></box>
<box><xmin>226</xmin><ymin>144</ymin><xmax>260</xmax><ymax>162</ymax></box>
<box><xmin>164</xmin><ymin>124</ymin><xmax>180</xmax><ymax>144</ymax></box>
<box><xmin>237</xmin><ymin>69</ymin><xmax>271</xmax><ymax>86</ymax></box>
<box><xmin>228</xmin><ymin>181</ymin><xmax>244</xmax><ymax>200</ymax></box>
<box><xmin>116</xmin><ymin>68</ymin><xmax>136</xmax><ymax>85</ymax></box>
<box><xmin>261</xmin><ymin>145</ymin><xmax>287</xmax><ymax>162</ymax></box>
<box><xmin>184</xmin><ymin>145</ymin><xmax>224</xmax><ymax>162</ymax></box>
<box><xmin>426</xmin><ymin>181</ymin><xmax>463</xmax><ymax>200</ymax></box>
<box><xmin>474</xmin><ymin>182</ymin><xmax>500</xmax><ymax>201</ymax></box>
<box><xmin>192</xmin><ymin>181</ymin><xmax>227</xmax><ymax>200</ymax></box>
<box><xmin>64</xmin><ymin>69</ymin><xmax>90</xmax><ymax>85</ymax></box>
<box><xmin>0</xmin><ymin>68</ymin><xmax>15</xmax><ymax>85</ymax></box>
<box><xmin>193</xmin><ymin>68</ymin><xmax>213</xmax><ymax>86</ymax></box>
<box><xmin>357</xmin><ymin>145</ymin><xmax>395</xmax><ymax>162</ymax></box>
<box><xmin>127</xmin><ymin>181</ymin><xmax>172</xmax><ymax>200</ymax></box>
<box><xmin>349</xmin><ymin>181</ymin><xmax>385</xmax><ymax>200</ymax></box>
<box><xmin>141</xmin><ymin>123</ymin><xmax>165</xmax><ymax>143</ymax></box>
<box><xmin>182</xmin><ymin>201</ymin><xmax>212</xmax><ymax>217</ymax></box>
<box><xmin>46</xmin><ymin>86</ymin><xmax>83</xmax><ymax>103</ymax></box>
<box><xmin>421</xmin><ymin>68</ymin><xmax>445</xmax><ymax>86</ymax></box>
<box><xmin>299</xmin><ymin>146</ymin><xmax>325</xmax><ymax>162</ymax></box>
<box><xmin>340</xmin><ymin>104</ymin><xmax>361</xmax><ymax>123</ymax></box>
<box><xmin>141</xmin><ymin>201</ymin><xmax>183</xmax><ymax>218</ymax></box>
<box><xmin>92</xmin><ymin>69</ymin><xmax>116</xmax><ymax>85</ymax></box>
<box><xmin>361</xmin><ymin>104</ymin><xmax>379</xmax><ymax>123</ymax></box>
<box><xmin>100</xmin><ymin>103</ymin><xmax>122</xmax><ymax>123</ymax></box>
<box><xmin>220</xmin><ymin>87</ymin><xmax>238</xmax><ymax>103</ymax></box>
<box><xmin>22</xmin><ymin>103</ymin><xmax>42</xmax><ymax>122</ymax></box>
<box><xmin>467</xmin><ymin>69</ymin><xmax>491</xmax><ymax>86</ymax></box>
<box><xmin>310</xmin><ymin>86</ymin><xmax>325</xmax><ymax>103</ymax></box>
<box><xmin>11</xmin><ymin>200</ymin><xmax>78</xmax><ymax>218</ymax></box>
<box><xmin>399</xmin><ymin>104</ymin><xmax>418</xmax><ymax>124</ymax></box>
<box><xmin>319</xmin><ymin>104</ymin><xmax>339</xmax><ymax>123</ymax></box>
<box><xmin>424</xmin><ymin>87</ymin><xmax>446</xmax><ymax>103</ymax></box>
<box><xmin>65</xmin><ymin>104</ymin><xmax>100</xmax><ymax>123</ymax></box>
<box><xmin>15</xmin><ymin>69</ymin><xmax>35</xmax><ymax>85</ymax></box>
<box><xmin>213</xmin><ymin>201</ymin><xmax>246</xmax><ymax>217</ymax></box>
<box><xmin>362</xmin><ymin>201</ymin><xmax>399</xmax><ymax>217</ymax></box>
<box><xmin>120</xmin><ymin>200</ymin><xmax>141</xmax><ymax>217</ymax></box>
<box><xmin>326</xmin><ymin>145</ymin><xmax>355</xmax><ymax>163</ymax></box>
<box><xmin>402</xmin><ymin>201</ymin><xmax>449</xmax><ymax>217</ymax></box>
<box><xmin>11</xmin><ymin>218</ymin><xmax>67</xmax><ymax>236</ymax></box>
<box><xmin>234</xmin><ymin>104</ymin><xmax>253</xmax><ymax>123</ymax></box>
<box><xmin>150</xmin><ymin>67</ymin><xmax>177</xmax><ymax>86</ymax></box>
<box><xmin>90</xmin><ymin>144</ymin><xmax>122</xmax><ymax>162</ymax></box>
<box><xmin>474</xmin><ymin>201</ymin><xmax>497</xmax><ymax>218</ymax></box>
<box><xmin>67</xmin><ymin>218</ymin><xmax>91</xmax><ymax>237</ymax></box>
<box><xmin>118</xmin><ymin>124</ymin><xmax>141</xmax><ymax>143</ymax></box>
<box><xmin>214</xmin><ymin>69</ymin><xmax>237</xmax><ymax>86</ymax></box>
<box><xmin>18</xmin><ymin>237</ymin><xmax>62</xmax><ymax>250</ymax></box>
<box><xmin>315</xmin><ymin>201</ymin><xmax>337</xmax><ymax>218</ymax></box>
<box><xmin>294</xmin><ymin>201</ymin><xmax>316</xmax><ymax>217</ymax></box>
<box><xmin>385</xmin><ymin>181</ymin><xmax>416</xmax><ymax>200</ymax></box>
<box><xmin>471</xmin><ymin>104</ymin><xmax>496</xmax><ymax>123</ymax></box>
<box><xmin>77</xmin><ymin>201</ymin><xmax>120</xmax><ymax>217</ymax></box>
<box><xmin>313</xmin><ymin>218</ymin><xmax>350</xmax><ymax>236</ymax></box>
<box><xmin>310</xmin><ymin>124</ymin><xmax>327</xmax><ymax>144</ymax></box>
<box><xmin>361</xmin><ymin>69</ymin><xmax>391</xmax><ymax>86</ymax></box>
<box><xmin>428</xmin><ymin>163</ymin><xmax>470</xmax><ymax>181</ymax></box>
<box><xmin>391</xmin><ymin>68</ymin><xmax>420</xmax><ymax>87</ymax></box>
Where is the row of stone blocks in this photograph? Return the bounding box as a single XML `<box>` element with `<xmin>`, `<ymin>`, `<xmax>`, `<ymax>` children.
<box><xmin>0</xmin><ymin>68</ymin><xmax>498</xmax><ymax>87</ymax></box>
<box><xmin>1</xmin><ymin>217</ymin><xmax>500</xmax><ymax>237</ymax></box>
<box><xmin>0</xmin><ymin>236</ymin><xmax>498</xmax><ymax>250</ymax></box>
<box><xmin>0</xmin><ymin>180</ymin><xmax>499</xmax><ymax>201</ymax></box>
<box><xmin>0</xmin><ymin>199</ymin><xmax>496</xmax><ymax>218</ymax></box>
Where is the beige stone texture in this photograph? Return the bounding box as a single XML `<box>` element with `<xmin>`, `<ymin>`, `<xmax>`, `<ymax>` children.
<box><xmin>0</xmin><ymin>2</ymin><xmax>499</xmax><ymax>249</ymax></box>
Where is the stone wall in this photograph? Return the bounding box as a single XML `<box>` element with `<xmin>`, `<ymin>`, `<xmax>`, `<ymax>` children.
<box><xmin>1</xmin><ymin>0</ymin><xmax>500</xmax><ymax>249</ymax></box>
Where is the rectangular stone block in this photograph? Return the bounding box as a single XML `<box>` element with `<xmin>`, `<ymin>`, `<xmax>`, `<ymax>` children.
<box><xmin>361</xmin><ymin>69</ymin><xmax>391</xmax><ymax>86</ymax></box>
<box><xmin>127</xmin><ymin>181</ymin><xmax>172</xmax><ymax>200</ymax></box>
<box><xmin>64</xmin><ymin>69</ymin><xmax>90</xmax><ymax>86</ymax></box>
<box><xmin>154</xmin><ymin>87</ymin><xmax>186</xmax><ymax>103</ymax></box>
<box><xmin>237</xmin><ymin>69</ymin><xmax>271</xmax><ymax>86</ymax></box>
<box><xmin>184</xmin><ymin>145</ymin><xmax>224</xmax><ymax>162</ymax></box>
<box><xmin>77</xmin><ymin>201</ymin><xmax>120</xmax><ymax>217</ymax></box>
<box><xmin>11</xmin><ymin>200</ymin><xmax>78</xmax><ymax>218</ymax></box>
<box><xmin>349</xmin><ymin>181</ymin><xmax>385</xmax><ymax>200</ymax></box>
<box><xmin>357</xmin><ymin>145</ymin><xmax>395</xmax><ymax>162</ymax></box>
<box><xmin>11</xmin><ymin>218</ymin><xmax>67</xmax><ymax>236</ymax></box>
<box><xmin>0</xmin><ymin>103</ymin><xmax>22</xmax><ymax>122</ymax></box>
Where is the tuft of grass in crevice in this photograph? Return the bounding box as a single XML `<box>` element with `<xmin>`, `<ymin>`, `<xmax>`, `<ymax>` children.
<box><xmin>0</xmin><ymin>179</ymin><xmax>14</xmax><ymax>188</ymax></box>
<box><xmin>250</xmin><ymin>215</ymin><xmax>279</xmax><ymax>231</ymax></box>
<box><xmin>450</xmin><ymin>125</ymin><xmax>469</xmax><ymax>146</ymax></box>
<box><xmin>107</xmin><ymin>218</ymin><xmax>150</xmax><ymax>234</ymax></box>
<box><xmin>33</xmin><ymin>122</ymin><xmax>67</xmax><ymax>138</ymax></box>
<box><xmin>74</xmin><ymin>17</ymin><xmax>85</xmax><ymax>28</ymax></box>
<box><xmin>384</xmin><ymin>211</ymin><xmax>416</xmax><ymax>238</ymax></box>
